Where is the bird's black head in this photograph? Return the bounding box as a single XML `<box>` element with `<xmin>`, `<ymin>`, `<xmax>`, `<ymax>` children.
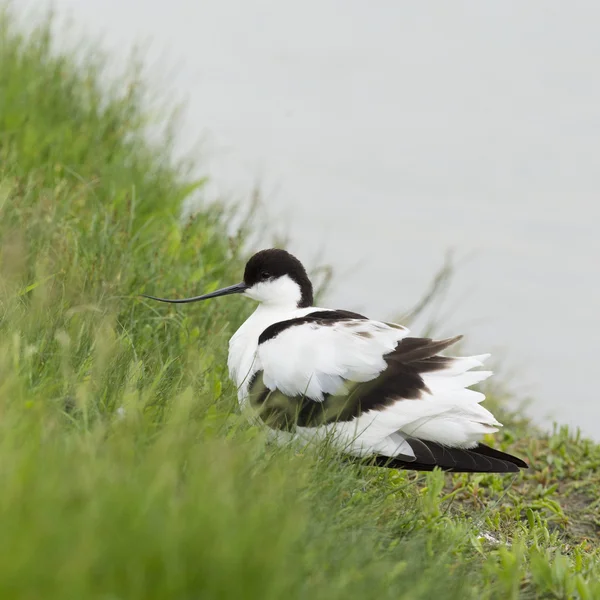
<box><xmin>243</xmin><ymin>249</ymin><xmax>313</xmax><ymax>308</ymax></box>
<box><xmin>141</xmin><ymin>248</ymin><xmax>314</xmax><ymax>309</ymax></box>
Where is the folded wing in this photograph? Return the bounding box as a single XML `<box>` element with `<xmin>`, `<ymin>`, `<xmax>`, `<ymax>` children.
<box><xmin>251</xmin><ymin>310</ymin><xmax>527</xmax><ymax>473</ymax></box>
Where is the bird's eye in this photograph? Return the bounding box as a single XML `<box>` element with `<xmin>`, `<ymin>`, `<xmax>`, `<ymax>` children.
<box><xmin>261</xmin><ymin>271</ymin><xmax>271</xmax><ymax>280</ymax></box>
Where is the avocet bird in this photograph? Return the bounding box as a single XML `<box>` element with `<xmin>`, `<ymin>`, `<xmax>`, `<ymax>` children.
<box><xmin>144</xmin><ymin>249</ymin><xmax>528</xmax><ymax>473</ymax></box>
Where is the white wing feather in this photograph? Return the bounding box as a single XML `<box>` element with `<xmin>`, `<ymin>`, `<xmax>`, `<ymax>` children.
<box><xmin>258</xmin><ymin>319</ymin><xmax>409</xmax><ymax>400</ymax></box>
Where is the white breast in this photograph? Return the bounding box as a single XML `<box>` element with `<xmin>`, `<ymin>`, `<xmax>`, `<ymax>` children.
<box><xmin>227</xmin><ymin>304</ymin><xmax>318</xmax><ymax>402</ymax></box>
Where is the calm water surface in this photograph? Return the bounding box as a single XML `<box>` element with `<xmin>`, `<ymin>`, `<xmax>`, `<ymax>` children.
<box><xmin>28</xmin><ymin>1</ymin><xmax>600</xmax><ymax>436</ymax></box>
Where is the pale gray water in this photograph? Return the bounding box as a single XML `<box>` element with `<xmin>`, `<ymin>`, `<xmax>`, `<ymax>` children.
<box><xmin>26</xmin><ymin>1</ymin><xmax>600</xmax><ymax>436</ymax></box>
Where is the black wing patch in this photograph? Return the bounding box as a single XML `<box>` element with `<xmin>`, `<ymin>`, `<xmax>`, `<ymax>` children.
<box><xmin>258</xmin><ymin>309</ymin><xmax>368</xmax><ymax>345</ymax></box>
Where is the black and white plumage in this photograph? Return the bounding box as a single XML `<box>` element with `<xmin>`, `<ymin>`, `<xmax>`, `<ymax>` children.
<box><xmin>144</xmin><ymin>249</ymin><xmax>528</xmax><ymax>473</ymax></box>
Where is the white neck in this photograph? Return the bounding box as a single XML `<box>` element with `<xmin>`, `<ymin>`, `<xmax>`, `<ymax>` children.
<box><xmin>244</xmin><ymin>275</ymin><xmax>303</xmax><ymax>309</ymax></box>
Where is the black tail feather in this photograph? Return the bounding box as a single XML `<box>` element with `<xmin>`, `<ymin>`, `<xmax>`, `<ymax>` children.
<box><xmin>471</xmin><ymin>442</ymin><xmax>529</xmax><ymax>469</ymax></box>
<box><xmin>369</xmin><ymin>439</ymin><xmax>528</xmax><ymax>473</ymax></box>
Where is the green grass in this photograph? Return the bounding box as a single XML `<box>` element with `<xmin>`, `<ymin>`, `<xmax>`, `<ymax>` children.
<box><xmin>1</xmin><ymin>10</ymin><xmax>600</xmax><ymax>599</ymax></box>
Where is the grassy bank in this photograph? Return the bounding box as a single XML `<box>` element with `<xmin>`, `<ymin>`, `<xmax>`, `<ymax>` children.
<box><xmin>1</xmin><ymin>12</ymin><xmax>599</xmax><ymax>599</ymax></box>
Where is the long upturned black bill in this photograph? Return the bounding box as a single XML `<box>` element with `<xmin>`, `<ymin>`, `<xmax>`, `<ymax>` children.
<box><xmin>141</xmin><ymin>282</ymin><xmax>248</xmax><ymax>304</ymax></box>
